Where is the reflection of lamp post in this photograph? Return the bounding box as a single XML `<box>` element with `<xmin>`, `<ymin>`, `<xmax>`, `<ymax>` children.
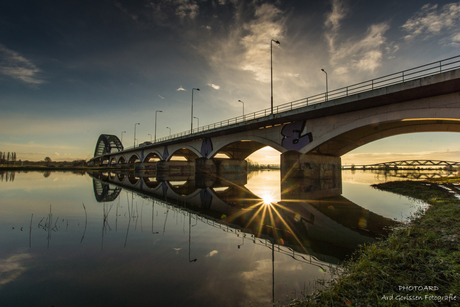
<box><xmin>271</xmin><ymin>39</ymin><xmax>280</xmax><ymax>115</ymax></box>
<box><xmin>121</xmin><ymin>131</ymin><xmax>126</xmax><ymax>143</ymax></box>
<box><xmin>134</xmin><ymin>123</ymin><xmax>140</xmax><ymax>147</ymax></box>
<box><xmin>238</xmin><ymin>234</ymin><xmax>246</xmax><ymax>249</ymax></box>
<box><xmin>166</xmin><ymin>126</ymin><xmax>171</xmax><ymax>136</ymax></box>
<box><xmin>321</xmin><ymin>69</ymin><xmax>328</xmax><ymax>101</ymax></box>
<box><xmin>194</xmin><ymin>116</ymin><xmax>199</xmax><ymax>130</ymax></box>
<box><xmin>155</xmin><ymin>110</ymin><xmax>162</xmax><ymax>143</ymax></box>
<box><xmin>148</xmin><ymin>134</ymin><xmax>152</xmax><ymax>142</ymax></box>
<box><xmin>238</xmin><ymin>100</ymin><xmax>244</xmax><ymax>120</ymax></box>
<box><xmin>191</xmin><ymin>88</ymin><xmax>200</xmax><ymax>133</ymax></box>
<box><xmin>189</xmin><ymin>213</ymin><xmax>197</xmax><ymax>262</ymax></box>
<box><xmin>272</xmin><ymin>239</ymin><xmax>275</xmax><ymax>304</ymax></box>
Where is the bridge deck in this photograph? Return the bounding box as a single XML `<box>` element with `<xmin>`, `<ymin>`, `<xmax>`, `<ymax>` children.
<box><xmin>91</xmin><ymin>55</ymin><xmax>460</xmax><ymax>160</ymax></box>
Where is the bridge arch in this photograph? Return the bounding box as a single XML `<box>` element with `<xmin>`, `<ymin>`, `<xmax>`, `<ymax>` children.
<box><xmin>143</xmin><ymin>150</ymin><xmax>163</xmax><ymax>163</ymax></box>
<box><xmin>209</xmin><ymin>135</ymin><xmax>286</xmax><ymax>160</ymax></box>
<box><xmin>94</xmin><ymin>134</ymin><xmax>124</xmax><ymax>157</ymax></box>
<box><xmin>168</xmin><ymin>147</ymin><xmax>201</xmax><ymax>161</ymax></box>
<box><xmin>301</xmin><ymin>101</ymin><xmax>460</xmax><ymax>156</ymax></box>
<box><xmin>128</xmin><ymin>153</ymin><xmax>141</xmax><ymax>164</ymax></box>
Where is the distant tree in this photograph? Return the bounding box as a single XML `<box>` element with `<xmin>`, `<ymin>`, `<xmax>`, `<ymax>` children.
<box><xmin>72</xmin><ymin>160</ymin><xmax>87</xmax><ymax>167</ymax></box>
<box><xmin>7</xmin><ymin>152</ymin><xmax>10</xmax><ymax>166</ymax></box>
<box><xmin>44</xmin><ymin>157</ymin><xmax>52</xmax><ymax>166</ymax></box>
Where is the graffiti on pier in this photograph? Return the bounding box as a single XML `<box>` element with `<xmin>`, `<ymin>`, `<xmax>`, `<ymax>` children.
<box><xmin>281</xmin><ymin>121</ymin><xmax>313</xmax><ymax>151</ymax></box>
<box><xmin>163</xmin><ymin>146</ymin><xmax>169</xmax><ymax>161</ymax></box>
<box><xmin>201</xmin><ymin>138</ymin><xmax>213</xmax><ymax>158</ymax></box>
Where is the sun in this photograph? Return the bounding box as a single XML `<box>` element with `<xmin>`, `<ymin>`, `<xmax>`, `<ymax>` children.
<box><xmin>261</xmin><ymin>192</ymin><xmax>274</xmax><ymax>205</ymax></box>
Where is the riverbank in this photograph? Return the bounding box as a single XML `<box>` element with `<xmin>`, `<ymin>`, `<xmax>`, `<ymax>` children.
<box><xmin>287</xmin><ymin>179</ymin><xmax>460</xmax><ymax>306</ymax></box>
<box><xmin>0</xmin><ymin>166</ymin><xmax>133</xmax><ymax>171</ymax></box>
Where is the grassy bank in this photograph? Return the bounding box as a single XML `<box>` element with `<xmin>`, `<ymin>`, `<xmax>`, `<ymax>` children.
<box><xmin>287</xmin><ymin>179</ymin><xmax>460</xmax><ymax>306</ymax></box>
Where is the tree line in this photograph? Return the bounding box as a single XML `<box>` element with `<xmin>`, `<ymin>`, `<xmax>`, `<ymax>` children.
<box><xmin>0</xmin><ymin>151</ymin><xmax>87</xmax><ymax>167</ymax></box>
<box><xmin>0</xmin><ymin>151</ymin><xmax>17</xmax><ymax>166</ymax></box>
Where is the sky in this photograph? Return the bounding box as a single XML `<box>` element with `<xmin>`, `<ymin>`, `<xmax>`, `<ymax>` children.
<box><xmin>1</xmin><ymin>0</ymin><xmax>460</xmax><ymax>164</ymax></box>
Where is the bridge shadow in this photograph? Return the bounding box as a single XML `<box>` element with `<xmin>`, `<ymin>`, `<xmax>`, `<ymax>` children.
<box><xmin>88</xmin><ymin>169</ymin><xmax>399</xmax><ymax>265</ymax></box>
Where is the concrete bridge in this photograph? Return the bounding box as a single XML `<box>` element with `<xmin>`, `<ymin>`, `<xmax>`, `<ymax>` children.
<box><xmin>88</xmin><ymin>56</ymin><xmax>460</xmax><ymax>181</ymax></box>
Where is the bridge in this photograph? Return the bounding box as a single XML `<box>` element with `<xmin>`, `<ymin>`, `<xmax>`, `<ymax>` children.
<box><xmin>88</xmin><ymin>55</ymin><xmax>460</xmax><ymax>181</ymax></box>
<box><xmin>364</xmin><ymin>160</ymin><xmax>460</xmax><ymax>169</ymax></box>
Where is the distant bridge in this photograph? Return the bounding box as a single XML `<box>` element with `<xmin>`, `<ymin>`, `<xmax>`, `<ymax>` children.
<box><xmin>366</xmin><ymin>160</ymin><xmax>460</xmax><ymax>168</ymax></box>
<box><xmin>88</xmin><ymin>55</ymin><xmax>460</xmax><ymax>180</ymax></box>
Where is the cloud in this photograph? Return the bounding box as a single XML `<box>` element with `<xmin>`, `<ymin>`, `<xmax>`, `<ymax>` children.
<box><xmin>0</xmin><ymin>44</ymin><xmax>44</xmax><ymax>86</ymax></box>
<box><xmin>0</xmin><ymin>253</ymin><xmax>31</xmax><ymax>286</ymax></box>
<box><xmin>324</xmin><ymin>1</ymin><xmax>391</xmax><ymax>74</ymax></box>
<box><xmin>324</xmin><ymin>0</ymin><xmax>348</xmax><ymax>52</ymax></box>
<box><xmin>114</xmin><ymin>1</ymin><xmax>138</xmax><ymax>21</ymax></box>
<box><xmin>174</xmin><ymin>0</ymin><xmax>199</xmax><ymax>19</ymax></box>
<box><xmin>402</xmin><ymin>2</ymin><xmax>460</xmax><ymax>44</ymax></box>
<box><xmin>177</xmin><ymin>86</ymin><xmax>186</xmax><ymax>91</ymax></box>
<box><xmin>205</xmin><ymin>250</ymin><xmax>218</xmax><ymax>257</ymax></box>
<box><xmin>207</xmin><ymin>83</ymin><xmax>220</xmax><ymax>90</ymax></box>
<box><xmin>239</xmin><ymin>3</ymin><xmax>286</xmax><ymax>83</ymax></box>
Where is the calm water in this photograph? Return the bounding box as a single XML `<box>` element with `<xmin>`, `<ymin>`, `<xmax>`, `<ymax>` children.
<box><xmin>0</xmin><ymin>169</ymin><xmax>431</xmax><ymax>306</ymax></box>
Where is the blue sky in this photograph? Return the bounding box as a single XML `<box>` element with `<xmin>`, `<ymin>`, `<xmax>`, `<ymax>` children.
<box><xmin>1</xmin><ymin>0</ymin><xmax>460</xmax><ymax>164</ymax></box>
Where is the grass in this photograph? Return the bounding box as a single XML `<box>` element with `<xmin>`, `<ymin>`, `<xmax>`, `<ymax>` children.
<box><xmin>285</xmin><ymin>179</ymin><xmax>460</xmax><ymax>306</ymax></box>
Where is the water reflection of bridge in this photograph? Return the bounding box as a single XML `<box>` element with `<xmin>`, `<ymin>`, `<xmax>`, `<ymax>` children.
<box><xmin>89</xmin><ymin>171</ymin><xmax>398</xmax><ymax>265</ymax></box>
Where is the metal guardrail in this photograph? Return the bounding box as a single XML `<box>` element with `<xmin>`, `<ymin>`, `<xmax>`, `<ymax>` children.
<box><xmin>121</xmin><ymin>55</ymin><xmax>460</xmax><ymax>152</ymax></box>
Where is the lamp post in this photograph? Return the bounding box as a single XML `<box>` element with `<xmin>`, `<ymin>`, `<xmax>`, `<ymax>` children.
<box><xmin>191</xmin><ymin>88</ymin><xmax>200</xmax><ymax>133</ymax></box>
<box><xmin>134</xmin><ymin>123</ymin><xmax>140</xmax><ymax>147</ymax></box>
<box><xmin>194</xmin><ymin>116</ymin><xmax>199</xmax><ymax>130</ymax></box>
<box><xmin>271</xmin><ymin>39</ymin><xmax>280</xmax><ymax>115</ymax></box>
<box><xmin>121</xmin><ymin>131</ymin><xmax>126</xmax><ymax>143</ymax></box>
<box><xmin>321</xmin><ymin>69</ymin><xmax>328</xmax><ymax>101</ymax></box>
<box><xmin>148</xmin><ymin>134</ymin><xmax>152</xmax><ymax>142</ymax></box>
<box><xmin>155</xmin><ymin>110</ymin><xmax>162</xmax><ymax>143</ymax></box>
<box><xmin>238</xmin><ymin>99</ymin><xmax>244</xmax><ymax>120</ymax></box>
<box><xmin>166</xmin><ymin>126</ymin><xmax>171</xmax><ymax>137</ymax></box>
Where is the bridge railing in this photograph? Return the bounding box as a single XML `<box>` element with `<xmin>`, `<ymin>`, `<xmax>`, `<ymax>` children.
<box><xmin>124</xmin><ymin>55</ymin><xmax>460</xmax><ymax>151</ymax></box>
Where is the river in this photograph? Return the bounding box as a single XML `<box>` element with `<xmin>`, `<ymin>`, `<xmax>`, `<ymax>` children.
<box><xmin>0</xmin><ymin>169</ymin><xmax>444</xmax><ymax>306</ymax></box>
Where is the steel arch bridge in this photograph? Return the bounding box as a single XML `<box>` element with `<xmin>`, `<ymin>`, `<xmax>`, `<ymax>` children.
<box><xmin>94</xmin><ymin>134</ymin><xmax>124</xmax><ymax>157</ymax></box>
<box><xmin>368</xmin><ymin>160</ymin><xmax>460</xmax><ymax>168</ymax></box>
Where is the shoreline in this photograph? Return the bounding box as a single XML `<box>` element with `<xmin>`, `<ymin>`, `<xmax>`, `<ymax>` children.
<box><xmin>0</xmin><ymin>166</ymin><xmax>134</xmax><ymax>171</ymax></box>
<box><xmin>287</xmin><ymin>179</ymin><xmax>460</xmax><ymax>306</ymax></box>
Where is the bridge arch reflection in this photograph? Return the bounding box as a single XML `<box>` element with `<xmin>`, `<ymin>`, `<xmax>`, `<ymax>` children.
<box><xmin>89</xmin><ymin>170</ymin><xmax>398</xmax><ymax>264</ymax></box>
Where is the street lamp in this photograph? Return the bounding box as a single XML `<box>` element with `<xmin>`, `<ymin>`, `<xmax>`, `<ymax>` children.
<box><xmin>321</xmin><ymin>69</ymin><xmax>328</xmax><ymax>101</ymax></box>
<box><xmin>121</xmin><ymin>131</ymin><xmax>126</xmax><ymax>143</ymax></box>
<box><xmin>194</xmin><ymin>116</ymin><xmax>199</xmax><ymax>130</ymax></box>
<box><xmin>134</xmin><ymin>123</ymin><xmax>140</xmax><ymax>147</ymax></box>
<box><xmin>166</xmin><ymin>126</ymin><xmax>171</xmax><ymax>137</ymax></box>
<box><xmin>191</xmin><ymin>88</ymin><xmax>200</xmax><ymax>133</ymax></box>
<box><xmin>148</xmin><ymin>134</ymin><xmax>152</xmax><ymax>142</ymax></box>
<box><xmin>238</xmin><ymin>99</ymin><xmax>244</xmax><ymax>120</ymax></box>
<box><xmin>271</xmin><ymin>39</ymin><xmax>280</xmax><ymax>115</ymax></box>
<box><xmin>155</xmin><ymin>110</ymin><xmax>162</xmax><ymax>143</ymax></box>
